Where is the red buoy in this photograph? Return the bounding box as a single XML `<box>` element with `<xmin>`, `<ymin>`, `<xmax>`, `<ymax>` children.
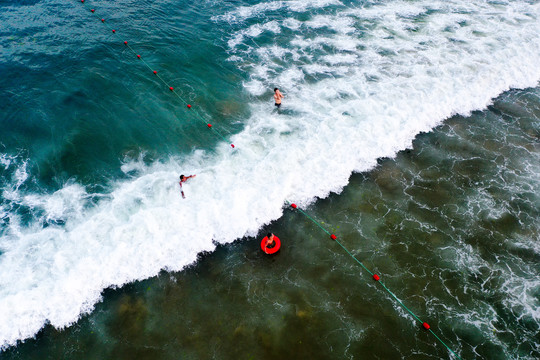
<box><xmin>153</xmin><ymin>70</ymin><xmax>157</xmax><ymax>74</ymax></box>
<box><xmin>101</xmin><ymin>18</ymin><xmax>105</xmax><ymax>22</ymax></box>
<box><xmin>207</xmin><ymin>124</ymin><xmax>212</xmax><ymax>128</ymax></box>
<box><xmin>91</xmin><ymin>9</ymin><xmax>95</xmax><ymax>13</ymax></box>
<box><xmin>112</xmin><ymin>29</ymin><xmax>116</xmax><ymax>33</ymax></box>
<box><xmin>422</xmin><ymin>322</ymin><xmax>430</xmax><ymax>330</ymax></box>
<box><xmin>81</xmin><ymin>0</ymin><xmax>84</xmax><ymax>3</ymax></box>
<box><xmin>261</xmin><ymin>235</ymin><xmax>281</xmax><ymax>255</ymax></box>
<box><xmin>291</xmin><ymin>203</ymin><xmax>297</xmax><ymax>209</ymax></box>
<box><xmin>169</xmin><ymin>86</ymin><xmax>174</xmax><ymax>91</ymax></box>
<box><xmin>231</xmin><ymin>144</ymin><xmax>235</xmax><ymax>148</ymax></box>
<box><xmin>187</xmin><ymin>104</ymin><xmax>192</xmax><ymax>108</ymax></box>
<box><xmin>137</xmin><ymin>54</ymin><xmax>141</xmax><ymax>59</ymax></box>
<box><xmin>124</xmin><ymin>41</ymin><xmax>127</xmax><ymax>45</ymax></box>
<box><xmin>330</xmin><ymin>234</ymin><xmax>337</xmax><ymax>240</ymax></box>
<box><xmin>373</xmin><ymin>274</ymin><xmax>380</xmax><ymax>281</ymax></box>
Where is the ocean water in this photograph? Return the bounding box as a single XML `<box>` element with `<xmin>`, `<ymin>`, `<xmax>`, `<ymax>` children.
<box><xmin>0</xmin><ymin>0</ymin><xmax>539</xmax><ymax>359</ymax></box>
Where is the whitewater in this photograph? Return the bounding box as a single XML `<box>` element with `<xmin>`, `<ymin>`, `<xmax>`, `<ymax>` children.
<box><xmin>1</xmin><ymin>0</ymin><xmax>540</xmax><ymax>351</ymax></box>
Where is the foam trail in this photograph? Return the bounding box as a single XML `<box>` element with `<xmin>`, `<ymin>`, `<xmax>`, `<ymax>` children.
<box><xmin>2</xmin><ymin>0</ymin><xmax>540</xmax><ymax>350</ymax></box>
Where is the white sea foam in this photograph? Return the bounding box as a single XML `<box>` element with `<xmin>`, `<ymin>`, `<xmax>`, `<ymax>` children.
<box><xmin>227</xmin><ymin>20</ymin><xmax>282</xmax><ymax>49</ymax></box>
<box><xmin>305</xmin><ymin>15</ymin><xmax>356</xmax><ymax>34</ymax></box>
<box><xmin>1</xmin><ymin>0</ymin><xmax>540</xmax><ymax>351</ymax></box>
<box><xmin>0</xmin><ymin>154</ymin><xmax>13</xmax><ymax>169</ymax></box>
<box><xmin>213</xmin><ymin>0</ymin><xmax>343</xmax><ymax>23</ymax></box>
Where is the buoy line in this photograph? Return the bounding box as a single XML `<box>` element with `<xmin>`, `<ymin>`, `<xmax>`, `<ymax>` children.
<box><xmin>79</xmin><ymin>0</ymin><xmax>235</xmax><ymax>149</ymax></box>
<box><xmin>287</xmin><ymin>202</ymin><xmax>463</xmax><ymax>359</ymax></box>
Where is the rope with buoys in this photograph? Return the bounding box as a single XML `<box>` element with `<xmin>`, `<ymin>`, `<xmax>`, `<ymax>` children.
<box><xmin>78</xmin><ymin>0</ymin><xmax>235</xmax><ymax>149</ymax></box>
<box><xmin>286</xmin><ymin>201</ymin><xmax>463</xmax><ymax>360</ymax></box>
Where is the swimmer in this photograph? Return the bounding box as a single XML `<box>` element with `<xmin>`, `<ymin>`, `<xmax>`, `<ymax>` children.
<box><xmin>179</xmin><ymin>174</ymin><xmax>196</xmax><ymax>199</ymax></box>
<box><xmin>265</xmin><ymin>232</ymin><xmax>276</xmax><ymax>248</ymax></box>
<box><xmin>274</xmin><ymin>88</ymin><xmax>284</xmax><ymax>108</ymax></box>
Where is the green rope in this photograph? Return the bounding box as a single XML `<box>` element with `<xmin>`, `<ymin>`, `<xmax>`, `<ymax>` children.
<box><xmin>336</xmin><ymin>235</ymin><xmax>464</xmax><ymax>360</ymax></box>
<box><xmin>333</xmin><ymin>238</ymin><xmax>373</xmax><ymax>276</ymax></box>
<box><xmin>429</xmin><ymin>330</ymin><xmax>462</xmax><ymax>359</ymax></box>
<box><xmin>295</xmin><ymin>208</ymin><xmax>332</xmax><ymax>236</ymax></box>
<box><xmin>286</xmin><ymin>201</ymin><xmax>463</xmax><ymax>360</ymax></box>
<box><xmin>377</xmin><ymin>282</ymin><xmax>423</xmax><ymax>323</ymax></box>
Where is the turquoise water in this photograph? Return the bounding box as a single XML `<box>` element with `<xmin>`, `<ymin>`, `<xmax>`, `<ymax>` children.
<box><xmin>1</xmin><ymin>0</ymin><xmax>539</xmax><ymax>358</ymax></box>
<box><xmin>1</xmin><ymin>0</ymin><xmax>248</xmax><ymax>185</ymax></box>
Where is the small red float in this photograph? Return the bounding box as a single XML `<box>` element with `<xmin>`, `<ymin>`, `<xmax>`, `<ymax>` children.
<box><xmin>207</xmin><ymin>124</ymin><xmax>212</xmax><ymax>128</ymax></box>
<box><xmin>187</xmin><ymin>104</ymin><xmax>192</xmax><ymax>108</ymax></box>
<box><xmin>422</xmin><ymin>322</ymin><xmax>430</xmax><ymax>330</ymax></box>
<box><xmin>231</xmin><ymin>144</ymin><xmax>235</xmax><ymax>148</ymax></box>
<box><xmin>101</xmin><ymin>18</ymin><xmax>105</xmax><ymax>22</ymax></box>
<box><xmin>261</xmin><ymin>236</ymin><xmax>281</xmax><ymax>255</ymax></box>
<box><xmin>373</xmin><ymin>274</ymin><xmax>380</xmax><ymax>281</ymax></box>
<box><xmin>91</xmin><ymin>9</ymin><xmax>95</xmax><ymax>13</ymax></box>
<box><xmin>290</xmin><ymin>203</ymin><xmax>297</xmax><ymax>209</ymax></box>
<box><xmin>330</xmin><ymin>234</ymin><xmax>337</xmax><ymax>240</ymax></box>
<box><xmin>137</xmin><ymin>54</ymin><xmax>141</xmax><ymax>59</ymax></box>
<box><xmin>112</xmin><ymin>29</ymin><xmax>116</xmax><ymax>33</ymax></box>
<box><xmin>124</xmin><ymin>41</ymin><xmax>128</xmax><ymax>45</ymax></box>
<box><xmin>169</xmin><ymin>86</ymin><xmax>174</xmax><ymax>91</ymax></box>
<box><xmin>153</xmin><ymin>70</ymin><xmax>157</xmax><ymax>74</ymax></box>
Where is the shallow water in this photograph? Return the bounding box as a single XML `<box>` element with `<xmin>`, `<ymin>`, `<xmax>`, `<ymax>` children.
<box><xmin>1</xmin><ymin>0</ymin><xmax>540</xmax><ymax>358</ymax></box>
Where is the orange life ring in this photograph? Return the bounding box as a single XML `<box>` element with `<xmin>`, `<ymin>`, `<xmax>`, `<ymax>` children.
<box><xmin>261</xmin><ymin>235</ymin><xmax>281</xmax><ymax>254</ymax></box>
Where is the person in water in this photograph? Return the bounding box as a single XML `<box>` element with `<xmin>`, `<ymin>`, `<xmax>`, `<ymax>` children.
<box><xmin>274</xmin><ymin>88</ymin><xmax>284</xmax><ymax>108</ymax></box>
<box><xmin>265</xmin><ymin>232</ymin><xmax>276</xmax><ymax>248</ymax></box>
<box><xmin>179</xmin><ymin>174</ymin><xmax>196</xmax><ymax>199</ymax></box>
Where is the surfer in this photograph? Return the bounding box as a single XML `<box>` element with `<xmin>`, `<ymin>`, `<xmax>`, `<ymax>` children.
<box><xmin>179</xmin><ymin>174</ymin><xmax>196</xmax><ymax>199</ymax></box>
<box><xmin>274</xmin><ymin>88</ymin><xmax>284</xmax><ymax>108</ymax></box>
